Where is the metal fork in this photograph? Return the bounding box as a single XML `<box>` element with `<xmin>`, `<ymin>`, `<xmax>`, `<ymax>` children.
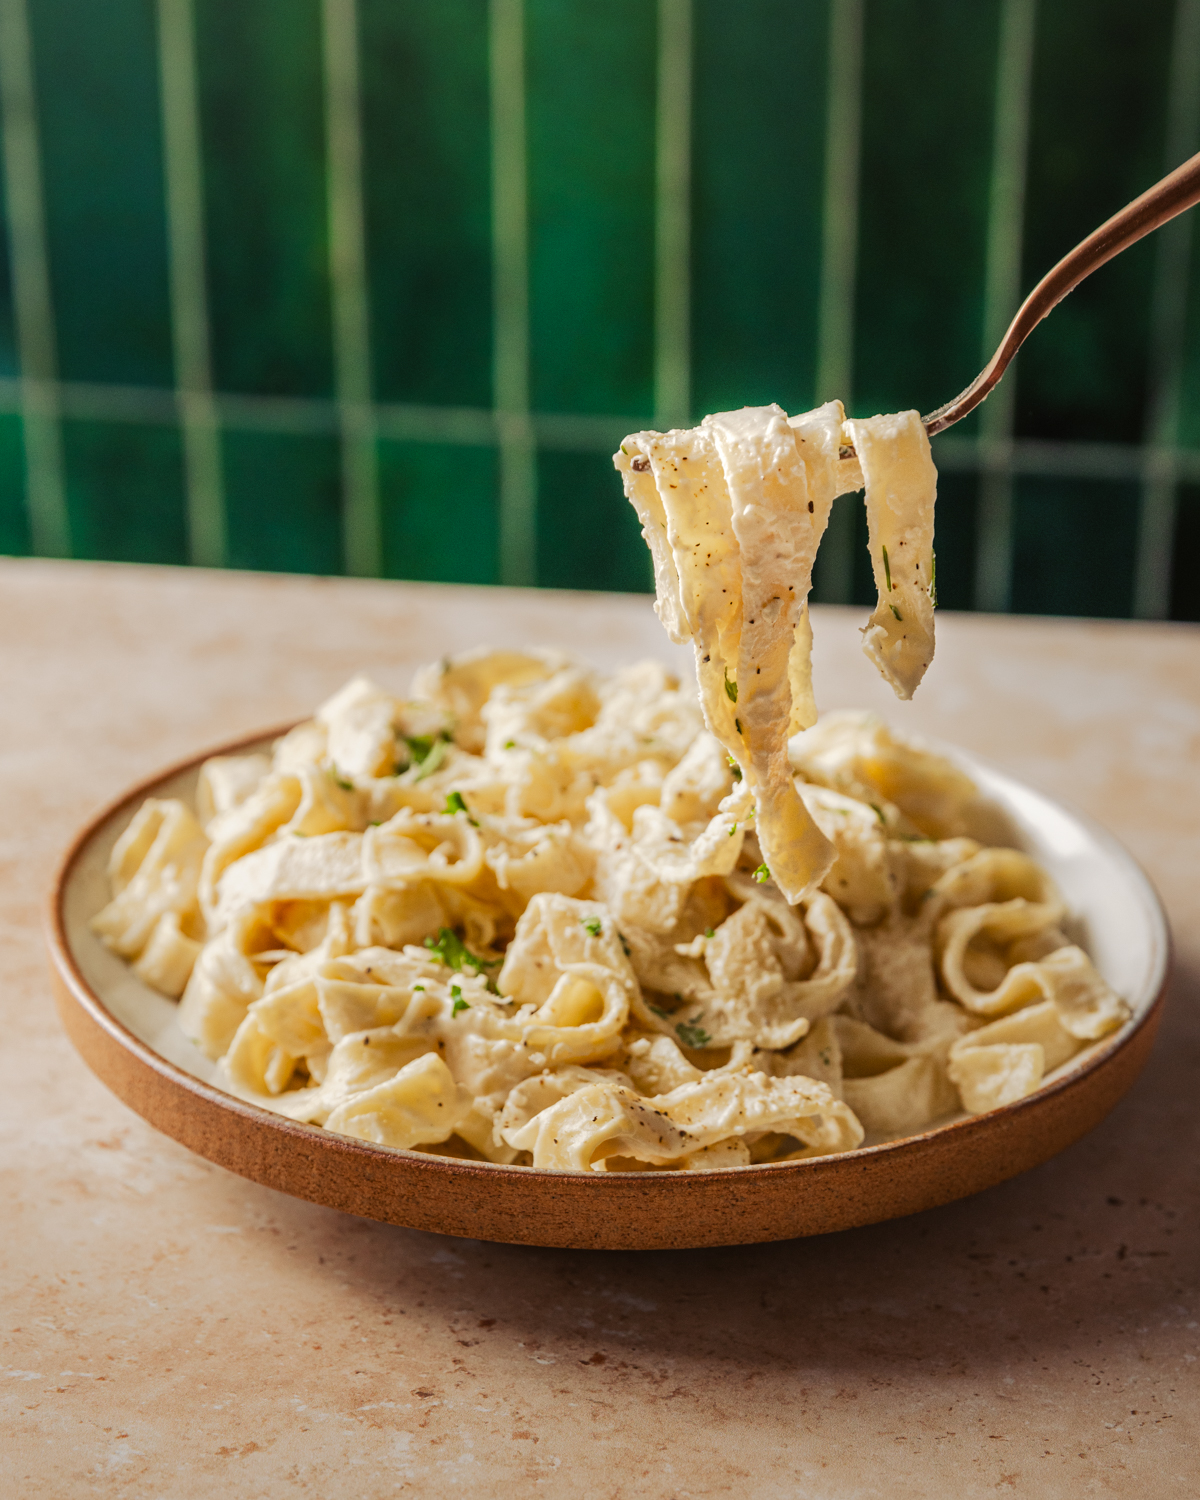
<box><xmin>914</xmin><ymin>148</ymin><xmax>1200</xmax><ymax>437</ymax></box>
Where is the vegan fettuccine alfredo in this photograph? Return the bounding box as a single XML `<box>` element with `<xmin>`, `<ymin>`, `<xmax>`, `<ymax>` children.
<box><xmin>616</xmin><ymin>400</ymin><xmax>937</xmax><ymax>907</ymax></box>
<box><xmin>93</xmin><ymin>664</ymin><xmax>1129</xmax><ymax>1171</ymax></box>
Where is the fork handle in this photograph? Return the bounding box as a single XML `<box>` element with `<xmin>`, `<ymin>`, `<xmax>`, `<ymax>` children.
<box><xmin>922</xmin><ymin>148</ymin><xmax>1200</xmax><ymax>436</ymax></box>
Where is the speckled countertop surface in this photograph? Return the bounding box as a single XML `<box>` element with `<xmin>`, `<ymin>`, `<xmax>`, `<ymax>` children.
<box><xmin>3</xmin><ymin>557</ymin><xmax>1199</xmax><ymax>1499</ymax></box>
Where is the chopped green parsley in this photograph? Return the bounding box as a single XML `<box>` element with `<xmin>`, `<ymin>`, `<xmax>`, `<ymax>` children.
<box><xmin>890</xmin><ymin>604</ymin><xmax>903</xmax><ymax>622</ymax></box>
<box><xmin>726</xmin><ymin>754</ymin><xmax>742</xmax><ymax>782</ymax></box>
<box><xmin>724</xmin><ymin>671</ymin><xmax>738</xmax><ymax>704</ymax></box>
<box><xmin>676</xmin><ymin>1015</ymin><xmax>712</xmax><ymax>1049</ymax></box>
<box><xmin>423</xmin><ymin>927</ymin><xmax>499</xmax><ymax>976</ymax></box>
<box><xmin>752</xmin><ymin>863</ymin><xmax>771</xmax><ymax>883</ymax></box>
<box><xmin>396</xmin><ymin>732</ymin><xmax>451</xmax><ymax>780</ymax></box>
<box><xmin>881</xmin><ymin>543</ymin><xmax>893</xmax><ymax>592</ymax></box>
<box><xmin>581</xmin><ymin>916</ymin><xmax>602</xmax><ymax>937</ymax></box>
<box><xmin>443</xmin><ymin>790</ymin><xmax>478</xmax><ymax>825</ymax></box>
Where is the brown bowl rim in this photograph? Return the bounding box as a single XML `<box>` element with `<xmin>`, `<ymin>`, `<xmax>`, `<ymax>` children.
<box><xmin>45</xmin><ymin>723</ymin><xmax>1173</xmax><ymax>1219</ymax></box>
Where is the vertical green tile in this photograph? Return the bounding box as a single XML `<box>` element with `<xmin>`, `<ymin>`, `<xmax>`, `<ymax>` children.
<box><xmin>1015</xmin><ymin>0</ymin><xmax>1174</xmax><ymax>442</ymax></box>
<box><xmin>692</xmin><ymin>0</ymin><xmax>828</xmax><ymax>418</ymax></box>
<box><xmin>223</xmin><ymin>430</ymin><xmax>342</xmax><ymax>573</ymax></box>
<box><xmin>1009</xmin><ymin>476</ymin><xmax>1139</xmax><ymax>617</ymax></box>
<box><xmin>1177</xmin><ymin>271</ymin><xmax>1200</xmax><ymax>449</ymax></box>
<box><xmin>62</xmin><ymin>419</ymin><xmax>187</xmax><ymax>563</ymax></box>
<box><xmin>196</xmin><ymin>0</ymin><xmax>333</xmax><ymax>397</ymax></box>
<box><xmin>847</xmin><ymin>493</ymin><xmax>873</xmax><ymax>606</ymax></box>
<box><xmin>811</xmin><ymin>491</ymin><xmax>860</xmax><ymax>602</ymax></box>
<box><xmin>360</xmin><ymin>0</ymin><xmax>492</xmax><ymax>408</ymax></box>
<box><xmin>0</xmin><ymin>413</ymin><xmax>29</xmax><ymax>553</ymax></box>
<box><xmin>928</xmin><ymin>470</ymin><xmax>978</xmax><ymax>612</ymax></box>
<box><xmin>525</xmin><ymin>0</ymin><xmax>656</xmax><ymax>418</ymax></box>
<box><xmin>854</xmin><ymin>0</ymin><xmax>999</xmax><ymax>423</ymax></box>
<box><xmin>1169</xmin><ymin>216</ymin><xmax>1200</xmax><ymax>449</ymax></box>
<box><xmin>1169</xmin><ymin>484</ymin><xmax>1200</xmax><ymax>621</ymax></box>
<box><xmin>536</xmin><ymin>448</ymin><xmax>651</xmax><ymax>592</ymax></box>
<box><xmin>378</xmin><ymin>439</ymin><xmax>497</xmax><ymax>583</ymax></box>
<box><xmin>29</xmin><ymin>0</ymin><xmax>173</xmax><ymax>385</ymax></box>
<box><xmin>0</xmin><ymin>111</ymin><xmax>16</xmax><ymax>377</ymax></box>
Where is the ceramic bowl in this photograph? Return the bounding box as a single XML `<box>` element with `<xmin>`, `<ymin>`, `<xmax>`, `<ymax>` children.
<box><xmin>46</xmin><ymin>729</ymin><xmax>1170</xmax><ymax>1250</ymax></box>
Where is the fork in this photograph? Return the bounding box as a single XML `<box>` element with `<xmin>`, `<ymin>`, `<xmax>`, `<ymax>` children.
<box><xmin>894</xmin><ymin>148</ymin><xmax>1200</xmax><ymax>438</ymax></box>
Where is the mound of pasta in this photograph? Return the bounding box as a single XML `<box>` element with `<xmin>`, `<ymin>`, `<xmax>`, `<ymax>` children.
<box><xmin>92</xmin><ymin>651</ymin><xmax>1129</xmax><ymax>1171</ymax></box>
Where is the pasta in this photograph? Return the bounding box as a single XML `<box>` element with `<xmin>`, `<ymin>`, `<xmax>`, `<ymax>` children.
<box><xmin>92</xmin><ymin>653</ymin><xmax>1129</xmax><ymax>1172</ymax></box>
<box><xmin>89</xmin><ymin>397</ymin><xmax>1129</xmax><ymax>1173</ymax></box>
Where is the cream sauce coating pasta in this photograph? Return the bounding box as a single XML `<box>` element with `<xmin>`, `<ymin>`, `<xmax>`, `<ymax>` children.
<box><xmin>615</xmin><ymin>404</ymin><xmax>846</xmax><ymax>905</ymax></box>
<box><xmin>93</xmin><ymin>649</ymin><xmax>1130</xmax><ymax>1172</ymax></box>
<box><xmin>615</xmin><ymin>399</ymin><xmax>938</xmax><ymax>904</ymax></box>
<box><xmin>846</xmin><ymin>410</ymin><xmax>938</xmax><ymax>700</ymax></box>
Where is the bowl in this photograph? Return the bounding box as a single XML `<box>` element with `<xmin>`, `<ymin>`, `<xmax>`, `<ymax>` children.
<box><xmin>46</xmin><ymin>727</ymin><xmax>1170</xmax><ymax>1250</ymax></box>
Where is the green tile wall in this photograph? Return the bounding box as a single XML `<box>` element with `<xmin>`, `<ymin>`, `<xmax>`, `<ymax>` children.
<box><xmin>0</xmin><ymin>133</ymin><xmax>16</xmax><ymax>378</ymax></box>
<box><xmin>379</xmin><ymin>439</ymin><xmax>498</xmax><ymax>583</ymax></box>
<box><xmin>0</xmin><ymin>140</ymin><xmax>22</xmax><ymax>554</ymax></box>
<box><xmin>1176</xmin><ymin>175</ymin><xmax>1200</xmax><ymax>459</ymax></box>
<box><xmin>1</xmin><ymin>0</ymin><xmax>1199</xmax><ymax>623</ymax></box>
<box><xmin>691</xmin><ymin>0</ymin><xmax>829</xmax><ymax>418</ymax></box>
<box><xmin>1010</xmin><ymin>476</ymin><xmax>1141</xmax><ymax>618</ymax></box>
<box><xmin>361</xmin><ymin>0</ymin><xmax>493</xmax><ymax>409</ymax></box>
<box><xmin>853</xmin><ymin>0</ymin><xmax>999</xmax><ymax>427</ymax></box>
<box><xmin>223</xmin><ymin>429</ymin><xmax>342</xmax><ymax>573</ymax></box>
<box><xmin>31</xmin><ymin>0</ymin><xmax>173</xmax><ymax>386</ymax></box>
<box><xmin>0</xmin><ymin>413</ymin><xmax>28</xmax><ymax>553</ymax></box>
<box><xmin>1015</xmin><ymin>0</ymin><xmax>1174</xmax><ymax>443</ymax></box>
<box><xmin>925</xmin><ymin>474</ymin><xmax>978</xmax><ymax>615</ymax></box>
<box><xmin>63</xmin><ymin>420</ymin><xmax>187</xmax><ymax>564</ymax></box>
<box><xmin>527</xmin><ymin>0</ymin><xmax>656</xmax><ymax>418</ymax></box>
<box><xmin>536</xmin><ymin>448</ymin><xmax>652</xmax><ymax>593</ymax></box>
<box><xmin>1170</xmin><ymin>484</ymin><xmax>1200</xmax><ymax>621</ymax></box>
<box><xmin>196</xmin><ymin>0</ymin><xmax>334</xmax><ymax>398</ymax></box>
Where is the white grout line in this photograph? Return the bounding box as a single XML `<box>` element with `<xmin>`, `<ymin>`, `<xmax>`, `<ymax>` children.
<box><xmin>0</xmin><ymin>0</ymin><xmax>69</xmax><ymax>556</ymax></box>
<box><xmin>654</xmin><ymin>0</ymin><xmax>692</xmax><ymax>431</ymax></box>
<box><xmin>935</xmin><ymin>434</ymin><xmax>1200</xmax><ymax>482</ymax></box>
<box><xmin>814</xmin><ymin>0</ymin><xmax>863</xmax><ymax>411</ymax></box>
<box><xmin>1133</xmin><ymin>0</ymin><xmax>1200</xmax><ymax>620</ymax></box>
<box><xmin>811</xmin><ymin>0</ymin><xmax>864</xmax><ymax>605</ymax></box>
<box><xmin>489</xmin><ymin>0</ymin><xmax>535</xmax><ymax>587</ymax></box>
<box><xmin>157</xmin><ymin>0</ymin><xmax>225</xmax><ymax>568</ymax></box>
<box><xmin>973</xmin><ymin>0</ymin><xmax>1037</xmax><ymax>614</ymax></box>
<box><xmin>322</xmin><ymin>0</ymin><xmax>380</xmax><ymax>577</ymax></box>
<box><xmin>4</xmin><ymin>375</ymin><xmax>1198</xmax><ymax>479</ymax></box>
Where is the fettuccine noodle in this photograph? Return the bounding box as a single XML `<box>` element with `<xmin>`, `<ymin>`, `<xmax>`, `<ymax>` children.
<box><xmin>92</xmin><ymin>658</ymin><xmax>1128</xmax><ymax>1170</ymax></box>
<box><xmin>91</xmin><ymin>398</ymin><xmax>1129</xmax><ymax>1171</ymax></box>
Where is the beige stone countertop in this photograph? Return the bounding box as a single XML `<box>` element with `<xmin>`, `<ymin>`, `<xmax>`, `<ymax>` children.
<box><xmin>3</xmin><ymin>556</ymin><xmax>1199</xmax><ymax>1499</ymax></box>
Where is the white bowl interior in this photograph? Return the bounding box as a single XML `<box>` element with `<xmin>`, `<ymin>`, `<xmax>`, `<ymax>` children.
<box><xmin>65</xmin><ymin>755</ymin><xmax>227</xmax><ymax>1087</ymax></box>
<box><xmin>62</xmin><ymin>739</ymin><xmax>1170</xmax><ymax>1135</ymax></box>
